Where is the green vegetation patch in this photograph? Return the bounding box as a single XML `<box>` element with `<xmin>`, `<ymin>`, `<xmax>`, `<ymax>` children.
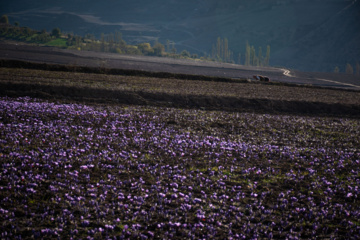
<box><xmin>45</xmin><ymin>38</ymin><xmax>67</xmax><ymax>47</ymax></box>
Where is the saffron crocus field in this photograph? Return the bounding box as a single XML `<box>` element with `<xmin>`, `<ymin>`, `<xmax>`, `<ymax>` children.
<box><xmin>1</xmin><ymin>97</ymin><xmax>359</xmax><ymax>239</ymax></box>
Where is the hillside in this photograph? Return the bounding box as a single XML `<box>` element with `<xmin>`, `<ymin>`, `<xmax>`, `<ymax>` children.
<box><xmin>1</xmin><ymin>0</ymin><xmax>359</xmax><ymax>72</ymax></box>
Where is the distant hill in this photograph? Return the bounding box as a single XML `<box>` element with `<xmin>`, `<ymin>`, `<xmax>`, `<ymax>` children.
<box><xmin>1</xmin><ymin>0</ymin><xmax>359</xmax><ymax>72</ymax></box>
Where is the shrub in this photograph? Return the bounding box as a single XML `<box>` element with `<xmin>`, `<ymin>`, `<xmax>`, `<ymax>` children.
<box><xmin>51</xmin><ymin>27</ymin><xmax>61</xmax><ymax>38</ymax></box>
<box><xmin>153</xmin><ymin>42</ymin><xmax>165</xmax><ymax>56</ymax></box>
<box><xmin>126</xmin><ymin>45</ymin><xmax>141</xmax><ymax>55</ymax></box>
<box><xmin>0</xmin><ymin>15</ymin><xmax>9</xmax><ymax>24</ymax></box>
<box><xmin>180</xmin><ymin>50</ymin><xmax>191</xmax><ymax>58</ymax></box>
<box><xmin>346</xmin><ymin>63</ymin><xmax>354</xmax><ymax>74</ymax></box>
<box><xmin>137</xmin><ymin>43</ymin><xmax>154</xmax><ymax>55</ymax></box>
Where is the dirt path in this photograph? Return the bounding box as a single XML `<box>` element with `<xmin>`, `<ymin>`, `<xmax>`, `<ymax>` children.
<box><xmin>282</xmin><ymin>68</ymin><xmax>360</xmax><ymax>89</ymax></box>
<box><xmin>282</xmin><ymin>69</ymin><xmax>293</xmax><ymax>77</ymax></box>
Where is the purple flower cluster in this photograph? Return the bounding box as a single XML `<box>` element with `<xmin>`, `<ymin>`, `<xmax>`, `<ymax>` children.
<box><xmin>0</xmin><ymin>96</ymin><xmax>359</xmax><ymax>239</ymax></box>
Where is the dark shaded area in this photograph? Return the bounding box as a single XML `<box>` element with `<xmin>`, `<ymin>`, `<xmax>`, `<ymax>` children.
<box><xmin>0</xmin><ymin>59</ymin><xmax>243</xmax><ymax>83</ymax></box>
<box><xmin>1</xmin><ymin>78</ymin><xmax>359</xmax><ymax>118</ymax></box>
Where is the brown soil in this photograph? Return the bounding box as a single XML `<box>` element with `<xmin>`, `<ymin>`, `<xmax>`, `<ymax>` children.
<box><xmin>1</xmin><ymin>41</ymin><xmax>359</xmax><ymax>89</ymax></box>
<box><xmin>1</xmin><ymin>63</ymin><xmax>359</xmax><ymax>118</ymax></box>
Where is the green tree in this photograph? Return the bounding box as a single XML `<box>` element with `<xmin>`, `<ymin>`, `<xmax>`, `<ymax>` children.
<box><xmin>237</xmin><ymin>53</ymin><xmax>242</xmax><ymax>65</ymax></box>
<box><xmin>107</xmin><ymin>33</ymin><xmax>115</xmax><ymax>52</ymax></box>
<box><xmin>84</xmin><ymin>33</ymin><xmax>94</xmax><ymax>40</ymax></box>
<box><xmin>138</xmin><ymin>43</ymin><xmax>154</xmax><ymax>55</ymax></box>
<box><xmin>153</xmin><ymin>42</ymin><xmax>165</xmax><ymax>56</ymax></box>
<box><xmin>216</xmin><ymin>37</ymin><xmax>221</xmax><ymax>59</ymax></box>
<box><xmin>180</xmin><ymin>50</ymin><xmax>191</xmax><ymax>58</ymax></box>
<box><xmin>126</xmin><ymin>45</ymin><xmax>141</xmax><ymax>55</ymax></box>
<box><xmin>258</xmin><ymin>47</ymin><xmax>263</xmax><ymax>66</ymax></box>
<box><xmin>67</xmin><ymin>34</ymin><xmax>73</xmax><ymax>46</ymax></box>
<box><xmin>250</xmin><ymin>45</ymin><xmax>256</xmax><ymax>66</ymax></box>
<box><xmin>170</xmin><ymin>42</ymin><xmax>176</xmax><ymax>54</ymax></box>
<box><xmin>100</xmin><ymin>33</ymin><xmax>105</xmax><ymax>52</ymax></box>
<box><xmin>334</xmin><ymin>66</ymin><xmax>340</xmax><ymax>73</ymax></box>
<box><xmin>265</xmin><ymin>45</ymin><xmax>270</xmax><ymax>66</ymax></box>
<box><xmin>51</xmin><ymin>27</ymin><xmax>61</xmax><ymax>38</ymax></box>
<box><xmin>346</xmin><ymin>63</ymin><xmax>354</xmax><ymax>74</ymax></box>
<box><xmin>211</xmin><ymin>37</ymin><xmax>234</xmax><ymax>62</ymax></box>
<box><xmin>116</xmin><ymin>48</ymin><xmax>122</xmax><ymax>54</ymax></box>
<box><xmin>114</xmin><ymin>31</ymin><xmax>122</xmax><ymax>44</ymax></box>
<box><xmin>0</xmin><ymin>15</ymin><xmax>9</xmax><ymax>24</ymax></box>
<box><xmin>166</xmin><ymin>40</ymin><xmax>170</xmax><ymax>52</ymax></box>
<box><xmin>23</xmin><ymin>27</ymin><xmax>33</xmax><ymax>37</ymax></box>
<box><xmin>32</xmin><ymin>31</ymin><xmax>51</xmax><ymax>43</ymax></box>
<box><xmin>224</xmin><ymin>38</ymin><xmax>229</xmax><ymax>62</ymax></box>
<box><xmin>75</xmin><ymin>36</ymin><xmax>82</xmax><ymax>48</ymax></box>
<box><xmin>245</xmin><ymin>42</ymin><xmax>250</xmax><ymax>66</ymax></box>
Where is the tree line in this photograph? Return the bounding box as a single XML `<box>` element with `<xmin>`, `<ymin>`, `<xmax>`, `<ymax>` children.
<box><xmin>0</xmin><ymin>15</ymin><xmax>53</xmax><ymax>43</ymax></box>
<box><xmin>210</xmin><ymin>37</ymin><xmax>271</xmax><ymax>67</ymax></box>
<box><xmin>1</xmin><ymin>14</ymin><xmax>271</xmax><ymax>67</ymax></box>
<box><xmin>244</xmin><ymin>41</ymin><xmax>270</xmax><ymax>67</ymax></box>
<box><xmin>334</xmin><ymin>63</ymin><xmax>360</xmax><ymax>76</ymax></box>
<box><xmin>3</xmin><ymin>14</ymin><xmax>358</xmax><ymax>74</ymax></box>
<box><xmin>0</xmin><ymin>15</ymin><xmax>199</xmax><ymax>59</ymax></box>
<box><xmin>211</xmin><ymin>37</ymin><xmax>233</xmax><ymax>63</ymax></box>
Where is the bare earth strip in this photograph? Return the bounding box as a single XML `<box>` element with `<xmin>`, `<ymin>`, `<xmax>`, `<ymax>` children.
<box><xmin>282</xmin><ymin>68</ymin><xmax>360</xmax><ymax>90</ymax></box>
<box><xmin>1</xmin><ymin>41</ymin><xmax>359</xmax><ymax>90</ymax></box>
<box><xmin>1</xmin><ymin>67</ymin><xmax>359</xmax><ymax>117</ymax></box>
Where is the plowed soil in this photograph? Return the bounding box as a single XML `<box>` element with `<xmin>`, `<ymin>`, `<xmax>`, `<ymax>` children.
<box><xmin>0</xmin><ymin>64</ymin><xmax>359</xmax><ymax>117</ymax></box>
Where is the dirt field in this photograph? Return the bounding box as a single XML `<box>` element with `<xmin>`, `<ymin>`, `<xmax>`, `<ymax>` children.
<box><xmin>1</xmin><ymin>42</ymin><xmax>360</xmax><ymax>239</ymax></box>
<box><xmin>1</xmin><ymin>65</ymin><xmax>360</xmax><ymax>117</ymax></box>
<box><xmin>1</xmin><ymin>41</ymin><xmax>360</xmax><ymax>89</ymax></box>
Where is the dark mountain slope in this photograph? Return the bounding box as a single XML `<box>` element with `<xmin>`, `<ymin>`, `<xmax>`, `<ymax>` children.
<box><xmin>1</xmin><ymin>0</ymin><xmax>359</xmax><ymax>72</ymax></box>
<box><xmin>271</xmin><ymin>0</ymin><xmax>360</xmax><ymax>71</ymax></box>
